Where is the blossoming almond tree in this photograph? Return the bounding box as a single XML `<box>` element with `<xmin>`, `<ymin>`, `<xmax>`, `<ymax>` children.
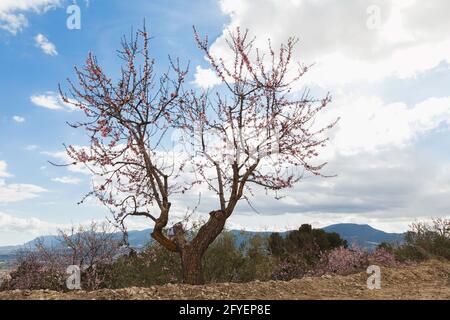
<box><xmin>59</xmin><ymin>25</ymin><xmax>337</xmax><ymax>284</ymax></box>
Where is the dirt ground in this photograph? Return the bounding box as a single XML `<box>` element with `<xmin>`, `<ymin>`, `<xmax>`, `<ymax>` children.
<box><xmin>0</xmin><ymin>260</ymin><xmax>449</xmax><ymax>300</ymax></box>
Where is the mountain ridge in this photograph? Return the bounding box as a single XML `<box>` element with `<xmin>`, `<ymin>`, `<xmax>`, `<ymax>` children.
<box><xmin>323</xmin><ymin>223</ymin><xmax>404</xmax><ymax>249</ymax></box>
<box><xmin>0</xmin><ymin>223</ymin><xmax>404</xmax><ymax>256</ymax></box>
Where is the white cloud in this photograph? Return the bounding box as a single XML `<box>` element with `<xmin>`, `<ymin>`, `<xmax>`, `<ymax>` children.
<box><xmin>51</xmin><ymin>176</ymin><xmax>82</xmax><ymax>185</ymax></box>
<box><xmin>326</xmin><ymin>95</ymin><xmax>450</xmax><ymax>155</ymax></box>
<box><xmin>196</xmin><ymin>0</ymin><xmax>450</xmax><ymax>88</ymax></box>
<box><xmin>0</xmin><ymin>160</ymin><xmax>47</xmax><ymax>204</ymax></box>
<box><xmin>30</xmin><ymin>92</ymin><xmax>62</xmax><ymax>110</ymax></box>
<box><xmin>42</xmin><ymin>150</ymin><xmax>91</xmax><ymax>175</ymax></box>
<box><xmin>30</xmin><ymin>92</ymin><xmax>76</xmax><ymax>111</ymax></box>
<box><xmin>0</xmin><ymin>180</ymin><xmax>47</xmax><ymax>204</ymax></box>
<box><xmin>0</xmin><ymin>211</ymin><xmax>62</xmax><ymax>236</ymax></box>
<box><xmin>24</xmin><ymin>144</ymin><xmax>39</xmax><ymax>151</ymax></box>
<box><xmin>34</xmin><ymin>33</ymin><xmax>58</xmax><ymax>56</ymax></box>
<box><xmin>0</xmin><ymin>12</ymin><xmax>28</xmax><ymax>35</ymax></box>
<box><xmin>0</xmin><ymin>161</ymin><xmax>12</xmax><ymax>178</ymax></box>
<box><xmin>193</xmin><ymin>65</ymin><xmax>222</xmax><ymax>89</ymax></box>
<box><xmin>0</xmin><ymin>0</ymin><xmax>60</xmax><ymax>34</ymax></box>
<box><xmin>12</xmin><ymin>115</ymin><xmax>26</xmax><ymax>123</ymax></box>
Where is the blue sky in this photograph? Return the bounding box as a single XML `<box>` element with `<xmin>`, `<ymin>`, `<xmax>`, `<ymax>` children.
<box><xmin>1</xmin><ymin>0</ymin><xmax>450</xmax><ymax>245</ymax></box>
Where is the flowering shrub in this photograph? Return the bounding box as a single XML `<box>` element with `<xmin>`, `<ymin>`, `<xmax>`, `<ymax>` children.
<box><xmin>0</xmin><ymin>223</ymin><xmax>122</xmax><ymax>292</ymax></box>
<box><xmin>271</xmin><ymin>256</ymin><xmax>311</xmax><ymax>281</ymax></box>
<box><xmin>0</xmin><ymin>251</ymin><xmax>67</xmax><ymax>291</ymax></box>
<box><xmin>369</xmin><ymin>247</ymin><xmax>398</xmax><ymax>266</ymax></box>
<box><xmin>318</xmin><ymin>247</ymin><xmax>369</xmax><ymax>275</ymax></box>
<box><xmin>316</xmin><ymin>246</ymin><xmax>399</xmax><ymax>276</ymax></box>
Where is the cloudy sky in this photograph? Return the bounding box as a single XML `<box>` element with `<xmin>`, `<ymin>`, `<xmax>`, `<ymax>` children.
<box><xmin>0</xmin><ymin>0</ymin><xmax>449</xmax><ymax>246</ymax></box>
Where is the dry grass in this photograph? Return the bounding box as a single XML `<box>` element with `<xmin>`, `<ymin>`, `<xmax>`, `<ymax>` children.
<box><xmin>0</xmin><ymin>260</ymin><xmax>449</xmax><ymax>300</ymax></box>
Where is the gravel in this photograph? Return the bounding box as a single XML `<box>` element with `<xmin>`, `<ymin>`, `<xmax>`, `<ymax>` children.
<box><xmin>0</xmin><ymin>260</ymin><xmax>448</xmax><ymax>300</ymax></box>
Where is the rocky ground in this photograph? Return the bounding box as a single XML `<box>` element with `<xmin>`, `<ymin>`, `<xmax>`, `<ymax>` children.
<box><xmin>0</xmin><ymin>260</ymin><xmax>449</xmax><ymax>300</ymax></box>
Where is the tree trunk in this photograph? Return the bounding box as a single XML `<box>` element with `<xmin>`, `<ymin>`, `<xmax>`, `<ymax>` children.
<box><xmin>180</xmin><ymin>246</ymin><xmax>204</xmax><ymax>285</ymax></box>
<box><xmin>178</xmin><ymin>210</ymin><xmax>228</xmax><ymax>285</ymax></box>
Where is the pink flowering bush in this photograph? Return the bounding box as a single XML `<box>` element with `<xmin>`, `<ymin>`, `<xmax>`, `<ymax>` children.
<box><xmin>316</xmin><ymin>246</ymin><xmax>399</xmax><ymax>276</ymax></box>
<box><xmin>271</xmin><ymin>256</ymin><xmax>312</xmax><ymax>281</ymax></box>
<box><xmin>369</xmin><ymin>247</ymin><xmax>398</xmax><ymax>266</ymax></box>
<box><xmin>0</xmin><ymin>251</ymin><xmax>67</xmax><ymax>291</ymax></box>
<box><xmin>318</xmin><ymin>247</ymin><xmax>369</xmax><ymax>275</ymax></box>
<box><xmin>1</xmin><ymin>223</ymin><xmax>123</xmax><ymax>292</ymax></box>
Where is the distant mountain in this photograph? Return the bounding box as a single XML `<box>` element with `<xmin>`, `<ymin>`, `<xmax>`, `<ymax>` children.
<box><xmin>323</xmin><ymin>224</ymin><xmax>404</xmax><ymax>249</ymax></box>
<box><xmin>0</xmin><ymin>223</ymin><xmax>404</xmax><ymax>256</ymax></box>
<box><xmin>125</xmin><ymin>229</ymin><xmax>154</xmax><ymax>248</ymax></box>
<box><xmin>0</xmin><ymin>246</ymin><xmax>20</xmax><ymax>256</ymax></box>
<box><xmin>0</xmin><ymin>230</ymin><xmax>153</xmax><ymax>256</ymax></box>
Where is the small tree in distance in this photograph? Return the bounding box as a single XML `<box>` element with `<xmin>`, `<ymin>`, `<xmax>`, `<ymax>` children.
<box><xmin>59</xmin><ymin>24</ymin><xmax>337</xmax><ymax>284</ymax></box>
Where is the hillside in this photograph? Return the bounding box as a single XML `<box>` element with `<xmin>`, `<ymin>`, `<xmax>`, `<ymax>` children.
<box><xmin>323</xmin><ymin>224</ymin><xmax>404</xmax><ymax>249</ymax></box>
<box><xmin>0</xmin><ymin>260</ymin><xmax>448</xmax><ymax>300</ymax></box>
<box><xmin>0</xmin><ymin>223</ymin><xmax>404</xmax><ymax>257</ymax></box>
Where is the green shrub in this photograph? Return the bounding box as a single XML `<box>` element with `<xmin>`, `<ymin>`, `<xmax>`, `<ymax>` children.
<box><xmin>203</xmin><ymin>232</ymin><xmax>246</xmax><ymax>283</ymax></box>
<box><xmin>389</xmin><ymin>218</ymin><xmax>450</xmax><ymax>262</ymax></box>
<box><xmin>238</xmin><ymin>235</ymin><xmax>274</xmax><ymax>282</ymax></box>
<box><xmin>104</xmin><ymin>244</ymin><xmax>182</xmax><ymax>288</ymax></box>
<box><xmin>268</xmin><ymin>224</ymin><xmax>347</xmax><ymax>259</ymax></box>
<box><xmin>104</xmin><ymin>231</ymin><xmax>275</xmax><ymax>287</ymax></box>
